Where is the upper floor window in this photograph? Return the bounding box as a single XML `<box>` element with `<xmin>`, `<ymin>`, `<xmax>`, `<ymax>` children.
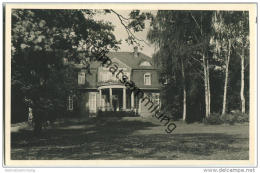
<box><xmin>102</xmin><ymin>72</ymin><xmax>110</xmax><ymax>81</ymax></box>
<box><xmin>78</xmin><ymin>72</ymin><xmax>85</xmax><ymax>85</ymax></box>
<box><xmin>99</xmin><ymin>70</ymin><xmax>130</xmax><ymax>82</ymax></box>
<box><xmin>144</xmin><ymin>73</ymin><xmax>151</xmax><ymax>85</ymax></box>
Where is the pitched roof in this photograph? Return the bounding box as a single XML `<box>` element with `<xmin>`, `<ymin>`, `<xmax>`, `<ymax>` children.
<box><xmin>107</xmin><ymin>52</ymin><xmax>156</xmax><ymax>69</ymax></box>
<box><xmin>79</xmin><ymin>51</ymin><xmax>157</xmax><ymax>70</ymax></box>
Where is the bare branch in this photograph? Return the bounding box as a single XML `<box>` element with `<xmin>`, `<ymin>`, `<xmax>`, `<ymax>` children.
<box><xmin>110</xmin><ymin>9</ymin><xmax>129</xmax><ymax>21</ymax></box>
<box><xmin>189</xmin><ymin>54</ymin><xmax>203</xmax><ymax>67</ymax></box>
<box><xmin>190</xmin><ymin>12</ymin><xmax>202</xmax><ymax>35</ymax></box>
<box><xmin>110</xmin><ymin>9</ymin><xmax>150</xmax><ymax>46</ymax></box>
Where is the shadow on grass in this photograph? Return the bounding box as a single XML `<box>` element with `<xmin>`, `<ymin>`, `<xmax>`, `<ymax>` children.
<box><xmin>11</xmin><ymin>117</ymin><xmax>249</xmax><ymax>160</ymax></box>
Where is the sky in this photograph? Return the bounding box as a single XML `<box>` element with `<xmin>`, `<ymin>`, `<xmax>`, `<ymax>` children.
<box><xmin>94</xmin><ymin>10</ymin><xmax>156</xmax><ymax>57</ymax></box>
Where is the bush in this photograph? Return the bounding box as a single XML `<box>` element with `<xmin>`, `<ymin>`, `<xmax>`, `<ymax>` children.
<box><xmin>203</xmin><ymin>111</ymin><xmax>249</xmax><ymax>125</ymax></box>
<box><xmin>203</xmin><ymin>113</ymin><xmax>222</xmax><ymax>125</ymax></box>
<box><xmin>234</xmin><ymin>112</ymin><xmax>249</xmax><ymax>123</ymax></box>
<box><xmin>97</xmin><ymin>110</ymin><xmax>139</xmax><ymax>118</ymax></box>
<box><xmin>220</xmin><ymin>113</ymin><xmax>237</xmax><ymax>125</ymax></box>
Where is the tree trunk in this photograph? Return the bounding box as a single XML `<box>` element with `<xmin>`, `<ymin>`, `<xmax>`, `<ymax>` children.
<box><xmin>240</xmin><ymin>47</ymin><xmax>245</xmax><ymax>113</ymax></box>
<box><xmin>33</xmin><ymin>114</ymin><xmax>43</xmax><ymax>135</ymax></box>
<box><xmin>207</xmin><ymin>59</ymin><xmax>211</xmax><ymax>114</ymax></box>
<box><xmin>181</xmin><ymin>59</ymin><xmax>187</xmax><ymax>121</ymax></box>
<box><xmin>203</xmin><ymin>53</ymin><xmax>210</xmax><ymax>118</ymax></box>
<box><xmin>241</xmin><ymin>11</ymin><xmax>246</xmax><ymax>114</ymax></box>
<box><xmin>222</xmin><ymin>39</ymin><xmax>231</xmax><ymax>115</ymax></box>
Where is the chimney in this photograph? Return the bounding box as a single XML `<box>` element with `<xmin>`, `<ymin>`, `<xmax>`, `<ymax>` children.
<box><xmin>134</xmin><ymin>46</ymin><xmax>138</xmax><ymax>58</ymax></box>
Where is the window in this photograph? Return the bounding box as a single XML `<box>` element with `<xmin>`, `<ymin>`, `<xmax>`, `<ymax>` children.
<box><xmin>101</xmin><ymin>72</ymin><xmax>110</xmax><ymax>81</ymax></box>
<box><xmin>140</xmin><ymin>61</ymin><xmax>152</xmax><ymax>66</ymax></box>
<box><xmin>67</xmin><ymin>96</ymin><xmax>73</xmax><ymax>111</ymax></box>
<box><xmin>78</xmin><ymin>72</ymin><xmax>85</xmax><ymax>85</ymax></box>
<box><xmin>144</xmin><ymin>73</ymin><xmax>151</xmax><ymax>85</ymax></box>
<box><xmin>89</xmin><ymin>93</ymin><xmax>96</xmax><ymax>113</ymax></box>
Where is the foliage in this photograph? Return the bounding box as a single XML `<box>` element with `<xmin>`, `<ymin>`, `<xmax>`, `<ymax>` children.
<box><xmin>11</xmin><ymin>9</ymin><xmax>119</xmax><ymax>133</ymax></box>
<box><xmin>231</xmin><ymin>111</ymin><xmax>249</xmax><ymax>123</ymax></box>
<box><xmin>220</xmin><ymin>113</ymin><xmax>237</xmax><ymax>125</ymax></box>
<box><xmin>160</xmin><ymin>82</ymin><xmax>182</xmax><ymax>120</ymax></box>
<box><xmin>129</xmin><ymin>10</ymin><xmax>250</xmax><ymax>122</ymax></box>
<box><xmin>211</xmin><ymin>11</ymin><xmax>250</xmax><ymax>115</ymax></box>
<box><xmin>203</xmin><ymin>111</ymin><xmax>248</xmax><ymax>125</ymax></box>
<box><xmin>146</xmin><ymin>10</ymin><xmax>214</xmax><ymax>121</ymax></box>
<box><xmin>97</xmin><ymin>110</ymin><xmax>139</xmax><ymax>118</ymax></box>
<box><xmin>203</xmin><ymin>113</ymin><xmax>223</xmax><ymax>125</ymax></box>
<box><xmin>11</xmin><ymin>85</ymin><xmax>27</xmax><ymax>123</ymax></box>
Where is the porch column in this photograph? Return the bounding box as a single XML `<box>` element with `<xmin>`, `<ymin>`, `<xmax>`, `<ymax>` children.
<box><xmin>109</xmin><ymin>88</ymin><xmax>113</xmax><ymax>110</ymax></box>
<box><xmin>131</xmin><ymin>91</ymin><xmax>134</xmax><ymax>109</ymax></box>
<box><xmin>123</xmin><ymin>88</ymin><xmax>126</xmax><ymax>110</ymax></box>
<box><xmin>99</xmin><ymin>89</ymin><xmax>102</xmax><ymax>109</ymax></box>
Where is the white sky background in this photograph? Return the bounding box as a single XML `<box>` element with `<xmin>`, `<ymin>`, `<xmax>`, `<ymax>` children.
<box><xmin>93</xmin><ymin>10</ymin><xmax>157</xmax><ymax>57</ymax></box>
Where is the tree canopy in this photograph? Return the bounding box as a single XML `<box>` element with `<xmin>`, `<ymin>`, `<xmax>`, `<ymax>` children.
<box><xmin>128</xmin><ymin>10</ymin><xmax>249</xmax><ymax>122</ymax></box>
<box><xmin>11</xmin><ymin>9</ymin><xmax>120</xmax><ymax>132</ymax></box>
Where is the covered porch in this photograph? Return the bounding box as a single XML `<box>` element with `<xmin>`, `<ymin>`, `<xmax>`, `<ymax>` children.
<box><xmin>98</xmin><ymin>85</ymin><xmax>137</xmax><ymax>112</ymax></box>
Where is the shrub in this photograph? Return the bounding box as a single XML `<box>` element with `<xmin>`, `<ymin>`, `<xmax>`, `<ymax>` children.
<box><xmin>220</xmin><ymin>113</ymin><xmax>237</xmax><ymax>125</ymax></box>
<box><xmin>203</xmin><ymin>111</ymin><xmax>249</xmax><ymax>125</ymax></box>
<box><xmin>97</xmin><ymin>110</ymin><xmax>139</xmax><ymax>118</ymax></box>
<box><xmin>203</xmin><ymin>113</ymin><xmax>223</xmax><ymax>125</ymax></box>
<box><xmin>124</xmin><ymin>110</ymin><xmax>139</xmax><ymax>117</ymax></box>
<box><xmin>234</xmin><ymin>112</ymin><xmax>249</xmax><ymax>123</ymax></box>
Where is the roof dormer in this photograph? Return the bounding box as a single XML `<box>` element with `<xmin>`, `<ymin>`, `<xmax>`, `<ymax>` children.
<box><xmin>140</xmin><ymin>61</ymin><xmax>152</xmax><ymax>67</ymax></box>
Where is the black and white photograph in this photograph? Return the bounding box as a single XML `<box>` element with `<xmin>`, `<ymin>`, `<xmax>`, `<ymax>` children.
<box><xmin>3</xmin><ymin>2</ymin><xmax>257</xmax><ymax>167</ymax></box>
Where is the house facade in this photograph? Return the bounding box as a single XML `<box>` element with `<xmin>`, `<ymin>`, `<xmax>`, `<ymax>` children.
<box><xmin>69</xmin><ymin>47</ymin><xmax>161</xmax><ymax>117</ymax></box>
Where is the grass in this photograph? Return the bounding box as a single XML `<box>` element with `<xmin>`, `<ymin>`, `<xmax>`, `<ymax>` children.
<box><xmin>11</xmin><ymin>116</ymin><xmax>249</xmax><ymax>160</ymax></box>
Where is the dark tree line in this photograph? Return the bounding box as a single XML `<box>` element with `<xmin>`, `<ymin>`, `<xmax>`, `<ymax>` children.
<box><xmin>128</xmin><ymin>10</ymin><xmax>249</xmax><ymax>122</ymax></box>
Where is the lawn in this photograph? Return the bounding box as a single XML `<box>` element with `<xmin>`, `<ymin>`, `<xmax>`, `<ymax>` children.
<box><xmin>11</xmin><ymin>116</ymin><xmax>249</xmax><ymax>160</ymax></box>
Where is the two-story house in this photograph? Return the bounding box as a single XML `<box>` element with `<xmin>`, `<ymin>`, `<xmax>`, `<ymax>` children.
<box><xmin>68</xmin><ymin>47</ymin><xmax>161</xmax><ymax>117</ymax></box>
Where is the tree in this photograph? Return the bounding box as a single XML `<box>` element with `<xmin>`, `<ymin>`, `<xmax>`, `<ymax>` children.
<box><xmin>11</xmin><ymin>9</ymin><xmax>119</xmax><ymax>134</ymax></box>
<box><xmin>186</xmin><ymin>11</ymin><xmax>214</xmax><ymax>118</ymax></box>
<box><xmin>212</xmin><ymin>11</ymin><xmax>249</xmax><ymax>115</ymax></box>
<box><xmin>238</xmin><ymin>12</ymin><xmax>249</xmax><ymax>113</ymax></box>
<box><xmin>147</xmin><ymin>11</ymin><xmax>193</xmax><ymax>121</ymax></box>
<box><xmin>128</xmin><ymin>10</ymin><xmax>215</xmax><ymax>120</ymax></box>
<box><xmin>128</xmin><ymin>10</ymin><xmax>249</xmax><ymax>120</ymax></box>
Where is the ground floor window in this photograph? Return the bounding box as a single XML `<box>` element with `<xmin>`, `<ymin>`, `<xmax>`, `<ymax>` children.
<box><xmin>89</xmin><ymin>92</ymin><xmax>97</xmax><ymax>113</ymax></box>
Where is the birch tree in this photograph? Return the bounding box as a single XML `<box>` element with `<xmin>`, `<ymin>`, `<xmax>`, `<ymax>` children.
<box><xmin>212</xmin><ymin>11</ymin><xmax>249</xmax><ymax>115</ymax></box>
<box><xmin>147</xmin><ymin>11</ymin><xmax>191</xmax><ymax>121</ymax></box>
<box><xmin>238</xmin><ymin>12</ymin><xmax>249</xmax><ymax>113</ymax></box>
<box><xmin>128</xmin><ymin>10</ymin><xmax>249</xmax><ymax>120</ymax></box>
<box><xmin>189</xmin><ymin>11</ymin><xmax>214</xmax><ymax>118</ymax></box>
